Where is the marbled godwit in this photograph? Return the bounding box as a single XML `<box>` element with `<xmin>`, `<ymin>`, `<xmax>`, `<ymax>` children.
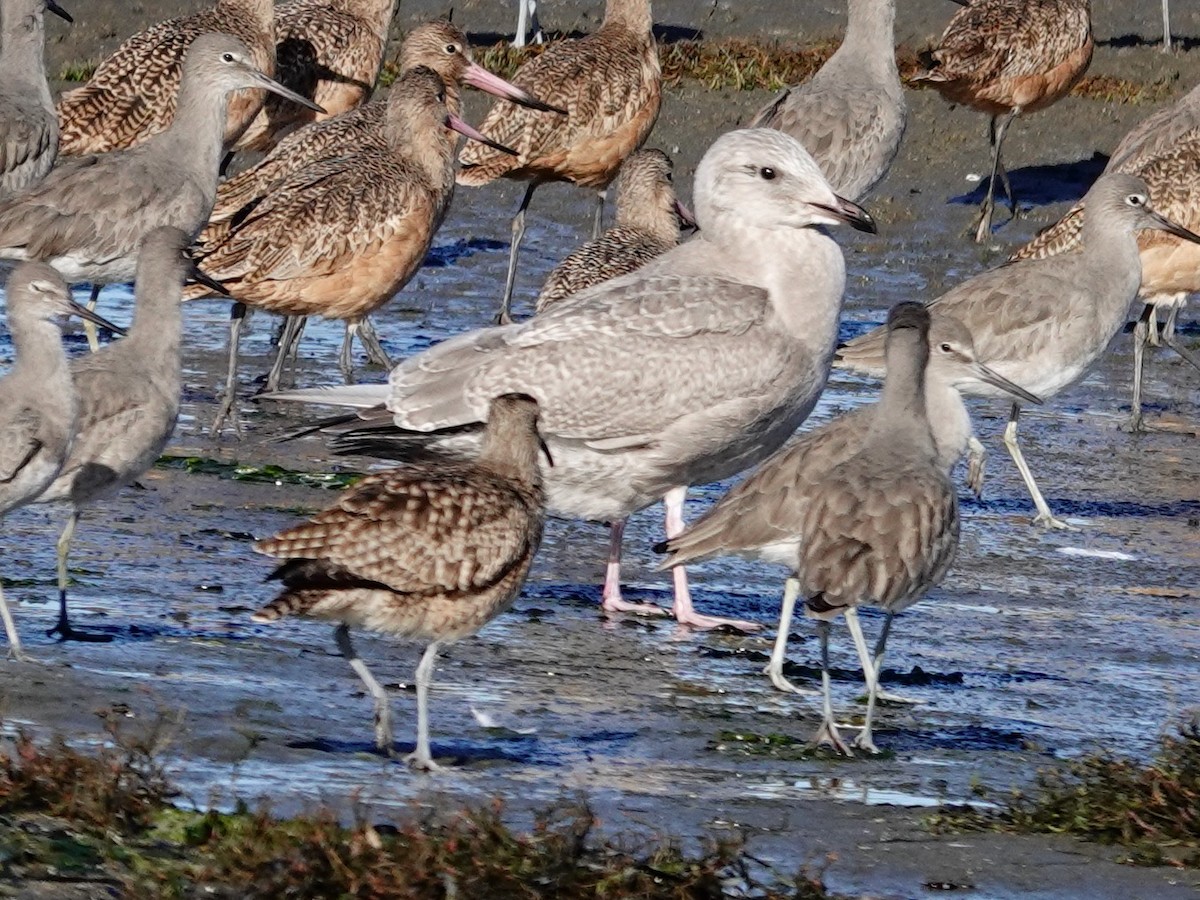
<box><xmin>457</xmin><ymin>0</ymin><xmax>662</xmax><ymax>324</ymax></box>
<box><xmin>187</xmin><ymin>67</ymin><xmax>515</xmax><ymax>435</ymax></box>
<box><xmin>659</xmin><ymin>315</ymin><xmax>1037</xmax><ymax>702</ymax></box>
<box><xmin>0</xmin><ymin>35</ymin><xmax>320</xmax><ymax>291</ymax></box>
<box><xmin>0</xmin><ymin>0</ymin><xmax>72</xmax><ymax>200</ymax></box>
<box><xmin>795</xmin><ymin>303</ymin><xmax>959</xmax><ymax>755</ymax></box>
<box><xmin>33</xmin><ymin>227</ymin><xmax>190</xmax><ymax>642</ymax></box>
<box><xmin>1010</xmin><ymin>82</ymin><xmax>1200</xmax><ymax>431</ymax></box>
<box><xmin>235</xmin><ymin>0</ymin><xmax>398</xmax><ymax>153</ymax></box>
<box><xmin>265</xmin><ymin>130</ymin><xmax>876</xmax><ymax>632</ymax></box>
<box><xmin>0</xmin><ymin>263</ymin><xmax>122</xmax><ymax>660</ymax></box>
<box><xmin>837</xmin><ymin>173</ymin><xmax>1200</xmax><ymax>529</ymax></box>
<box><xmin>748</xmin><ymin>0</ymin><xmax>906</xmax><ymax>202</ymax></box>
<box><xmin>55</xmin><ymin>0</ymin><xmax>275</xmax><ymax>155</ymax></box>
<box><xmin>915</xmin><ymin>0</ymin><xmax>1093</xmax><ymax>242</ymax></box>
<box><xmin>253</xmin><ymin>393</ymin><xmax>546</xmax><ymax>770</ymax></box>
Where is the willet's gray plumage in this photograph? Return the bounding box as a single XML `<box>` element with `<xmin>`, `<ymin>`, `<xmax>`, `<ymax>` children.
<box><xmin>794</xmin><ymin>303</ymin><xmax>959</xmax><ymax>755</ymax></box>
<box><xmin>658</xmin><ymin>314</ymin><xmax>1037</xmax><ymax>703</ymax></box>
<box><xmin>837</xmin><ymin>172</ymin><xmax>1200</xmax><ymax>529</ymax></box>
<box><xmin>915</xmin><ymin>0</ymin><xmax>1093</xmax><ymax>242</ymax></box>
<box><xmin>0</xmin><ymin>33</ymin><xmax>322</xmax><ymax>290</ymax></box>
<box><xmin>748</xmin><ymin>0</ymin><xmax>906</xmax><ymax>202</ymax></box>
<box><xmin>264</xmin><ymin>128</ymin><xmax>876</xmax><ymax>632</ymax></box>
<box><xmin>253</xmin><ymin>393</ymin><xmax>546</xmax><ymax>771</ymax></box>
<box><xmin>456</xmin><ymin>0</ymin><xmax>662</xmax><ymax>324</ymax></box>
<box><xmin>33</xmin><ymin>227</ymin><xmax>192</xmax><ymax>642</ymax></box>
<box><xmin>54</xmin><ymin>0</ymin><xmax>276</xmax><ymax>155</ymax></box>
<box><xmin>0</xmin><ymin>0</ymin><xmax>71</xmax><ymax>200</ymax></box>
<box><xmin>0</xmin><ymin>263</ymin><xmax>122</xmax><ymax>660</ymax></box>
<box><xmin>1010</xmin><ymin>81</ymin><xmax>1200</xmax><ymax>431</ymax></box>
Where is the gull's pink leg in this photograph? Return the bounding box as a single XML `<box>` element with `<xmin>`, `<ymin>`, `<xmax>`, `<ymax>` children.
<box><xmin>664</xmin><ymin>486</ymin><xmax>762</xmax><ymax>632</ymax></box>
<box><xmin>601</xmin><ymin>518</ymin><xmax>668</xmax><ymax>616</ymax></box>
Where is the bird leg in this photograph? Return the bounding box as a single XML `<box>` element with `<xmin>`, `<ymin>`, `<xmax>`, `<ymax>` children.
<box><xmin>514</xmin><ymin>0</ymin><xmax>543</xmax><ymax>47</ymax></box>
<box><xmin>1</xmin><ymin>583</ymin><xmax>32</xmax><ymax>663</ymax></box>
<box><xmin>47</xmin><ymin>510</ymin><xmax>111</xmax><ymax>643</ymax></box>
<box><xmin>1163</xmin><ymin>0</ymin><xmax>1172</xmax><ymax>51</ymax></box>
<box><xmin>846</xmin><ymin>607</ymin><xmax>918</xmax><ymax>711</ymax></box>
<box><xmin>1160</xmin><ymin>302</ymin><xmax>1200</xmax><ymax>373</ymax></box>
<box><xmin>974</xmin><ymin>109</ymin><xmax>1020</xmax><ymax>243</ymax></box>
<box><xmin>664</xmin><ymin>486</ymin><xmax>762</xmax><ymax>632</ymax></box>
<box><xmin>83</xmin><ymin>284</ymin><xmax>103</xmax><ymax>352</ymax></box>
<box><xmin>211</xmin><ymin>303</ymin><xmax>246</xmax><ymax>436</ymax></box>
<box><xmin>264</xmin><ymin>315</ymin><xmax>307</xmax><ymax>394</ymax></box>
<box><xmin>406</xmin><ymin>641</ymin><xmax>443</xmax><ymax>772</ymax></box>
<box><xmin>334</xmin><ymin>623</ymin><xmax>396</xmax><ymax>757</ymax></box>
<box><xmin>355</xmin><ymin>316</ymin><xmax>393</xmax><ymax>370</ymax></box>
<box><xmin>600</xmin><ymin>518</ymin><xmax>667</xmax><ymax>616</ymax></box>
<box><xmin>809</xmin><ymin>620</ymin><xmax>853</xmax><ymax>755</ymax></box>
<box><xmin>1001</xmin><ymin>402</ymin><xmax>1076</xmax><ymax>530</ymax></box>
<box><xmin>498</xmin><ymin>182</ymin><xmax>539</xmax><ymax>326</ymax></box>
<box><xmin>966</xmin><ymin>435</ymin><xmax>987</xmax><ymax>498</ymax></box>
<box><xmin>592</xmin><ymin>189</ymin><xmax>607</xmax><ymax>241</ymax></box>
<box><xmin>1125</xmin><ymin>305</ymin><xmax>1152</xmax><ymax>433</ymax></box>
<box><xmin>764</xmin><ymin>576</ymin><xmax>818</xmax><ymax>695</ymax></box>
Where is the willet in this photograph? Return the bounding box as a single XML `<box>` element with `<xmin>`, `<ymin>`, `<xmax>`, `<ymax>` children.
<box><xmin>837</xmin><ymin>173</ymin><xmax>1200</xmax><ymax>529</ymax></box>
<box><xmin>235</xmin><ymin>0</ymin><xmax>400</xmax><ymax>153</ymax></box>
<box><xmin>514</xmin><ymin>0</ymin><xmax>543</xmax><ymax>47</ymax></box>
<box><xmin>0</xmin><ymin>263</ymin><xmax>122</xmax><ymax>660</ymax></box>
<box><xmin>0</xmin><ymin>34</ymin><xmax>321</xmax><ymax>295</ymax></box>
<box><xmin>253</xmin><ymin>393</ymin><xmax>546</xmax><ymax>771</ymax></box>
<box><xmin>0</xmin><ymin>0</ymin><xmax>72</xmax><ymax>200</ymax></box>
<box><xmin>793</xmin><ymin>303</ymin><xmax>959</xmax><ymax>755</ymax></box>
<box><xmin>55</xmin><ymin>0</ymin><xmax>275</xmax><ymax>154</ymax></box>
<box><xmin>915</xmin><ymin>0</ymin><xmax>1093</xmax><ymax>242</ymax></box>
<box><xmin>187</xmin><ymin>67</ymin><xmax>515</xmax><ymax>435</ymax></box>
<box><xmin>33</xmin><ymin>227</ymin><xmax>192</xmax><ymax>642</ymax></box>
<box><xmin>265</xmin><ymin>129</ymin><xmax>876</xmax><ymax>631</ymax></box>
<box><xmin>1010</xmin><ymin>81</ymin><xmax>1200</xmax><ymax>431</ymax></box>
<box><xmin>457</xmin><ymin>0</ymin><xmax>662</xmax><ymax>324</ymax></box>
<box><xmin>748</xmin><ymin>0</ymin><xmax>906</xmax><ymax>202</ymax></box>
<box><xmin>659</xmin><ymin>314</ymin><xmax>1037</xmax><ymax>701</ymax></box>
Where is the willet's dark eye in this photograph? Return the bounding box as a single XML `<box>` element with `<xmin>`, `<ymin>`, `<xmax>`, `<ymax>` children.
<box><xmin>1126</xmin><ymin>193</ymin><xmax>1146</xmax><ymax>206</ymax></box>
<box><xmin>221</xmin><ymin>52</ymin><xmax>235</xmax><ymax>63</ymax></box>
<box><xmin>940</xmin><ymin>342</ymin><xmax>952</xmax><ymax>352</ymax></box>
<box><xmin>759</xmin><ymin>167</ymin><xmax>776</xmax><ymax>180</ymax></box>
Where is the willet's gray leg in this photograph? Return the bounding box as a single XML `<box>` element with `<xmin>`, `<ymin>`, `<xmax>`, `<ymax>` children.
<box><xmin>1126</xmin><ymin>305</ymin><xmax>1153</xmax><ymax>433</ymax></box>
<box><xmin>966</xmin><ymin>434</ymin><xmax>987</xmax><ymax>498</ymax></box>
<box><xmin>592</xmin><ymin>189</ymin><xmax>607</xmax><ymax>240</ymax></box>
<box><xmin>84</xmin><ymin>284</ymin><xmax>103</xmax><ymax>352</ymax></box>
<box><xmin>499</xmin><ymin>182</ymin><xmax>539</xmax><ymax>326</ymax></box>
<box><xmin>1001</xmin><ymin>401</ymin><xmax>1076</xmax><ymax>530</ymax></box>
<box><xmin>764</xmin><ymin>576</ymin><xmax>818</xmax><ymax>695</ymax></box>
<box><xmin>975</xmin><ymin>108</ymin><xmax>1020</xmax><ymax>243</ymax></box>
<box><xmin>810</xmin><ymin>619</ymin><xmax>852</xmax><ymax>755</ymax></box>
<box><xmin>334</xmin><ymin>623</ymin><xmax>396</xmax><ymax>757</ymax></box>
<box><xmin>355</xmin><ymin>316</ymin><xmax>392</xmax><ymax>369</ymax></box>
<box><xmin>664</xmin><ymin>485</ymin><xmax>762</xmax><ymax>632</ymax></box>
<box><xmin>601</xmin><ymin>517</ymin><xmax>667</xmax><ymax>616</ymax></box>
<box><xmin>212</xmin><ymin>302</ymin><xmax>247</xmax><ymax>436</ymax></box>
<box><xmin>405</xmin><ymin>641</ymin><xmax>443</xmax><ymax>772</ymax></box>
<box><xmin>47</xmin><ymin>510</ymin><xmax>112</xmax><ymax>643</ymax></box>
<box><xmin>1</xmin><ymin>582</ymin><xmax>31</xmax><ymax>662</ymax></box>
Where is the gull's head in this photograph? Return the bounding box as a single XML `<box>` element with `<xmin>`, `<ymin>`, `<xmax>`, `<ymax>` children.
<box><xmin>693</xmin><ymin>128</ymin><xmax>876</xmax><ymax>237</ymax></box>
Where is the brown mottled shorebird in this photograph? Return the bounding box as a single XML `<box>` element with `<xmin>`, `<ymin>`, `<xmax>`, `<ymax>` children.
<box><xmin>457</xmin><ymin>0</ymin><xmax>662</xmax><ymax>324</ymax></box>
<box><xmin>659</xmin><ymin>315</ymin><xmax>1036</xmax><ymax>705</ymax></box>
<box><xmin>0</xmin><ymin>0</ymin><xmax>72</xmax><ymax>200</ymax></box>
<box><xmin>33</xmin><ymin>227</ymin><xmax>190</xmax><ymax>642</ymax></box>
<box><xmin>265</xmin><ymin>130</ymin><xmax>876</xmax><ymax>632</ymax></box>
<box><xmin>253</xmin><ymin>393</ymin><xmax>546</xmax><ymax>771</ymax></box>
<box><xmin>187</xmin><ymin>67</ymin><xmax>516</xmax><ymax>435</ymax></box>
<box><xmin>796</xmin><ymin>303</ymin><xmax>959</xmax><ymax>755</ymax></box>
<box><xmin>748</xmin><ymin>0</ymin><xmax>906</xmax><ymax>202</ymax></box>
<box><xmin>0</xmin><ymin>263</ymin><xmax>122</xmax><ymax>661</ymax></box>
<box><xmin>55</xmin><ymin>0</ymin><xmax>275</xmax><ymax>154</ymax></box>
<box><xmin>916</xmin><ymin>0</ymin><xmax>1093</xmax><ymax>242</ymax></box>
<box><xmin>1011</xmin><ymin>82</ymin><xmax>1200</xmax><ymax>431</ymax></box>
<box><xmin>837</xmin><ymin>173</ymin><xmax>1200</xmax><ymax>530</ymax></box>
<box><xmin>235</xmin><ymin>0</ymin><xmax>398</xmax><ymax>152</ymax></box>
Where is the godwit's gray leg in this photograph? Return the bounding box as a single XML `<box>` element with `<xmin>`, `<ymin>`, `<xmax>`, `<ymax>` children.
<box><xmin>1160</xmin><ymin>301</ymin><xmax>1200</xmax><ymax>372</ymax></box>
<box><xmin>355</xmin><ymin>316</ymin><xmax>392</xmax><ymax>369</ymax></box>
<box><xmin>0</xmin><ymin>584</ymin><xmax>30</xmax><ymax>662</ymax></box>
<box><xmin>264</xmin><ymin>315</ymin><xmax>307</xmax><ymax>394</ymax></box>
<box><xmin>600</xmin><ymin>518</ymin><xmax>666</xmax><ymax>616</ymax></box>
<box><xmin>83</xmin><ymin>283</ymin><xmax>102</xmax><ymax>352</ymax></box>
<box><xmin>664</xmin><ymin>485</ymin><xmax>762</xmax><ymax>632</ymax></box>
<box><xmin>213</xmin><ymin>302</ymin><xmax>247</xmax><ymax>436</ymax></box>
<box><xmin>592</xmin><ymin>189</ymin><xmax>607</xmax><ymax>240</ymax></box>
<box><xmin>810</xmin><ymin>619</ymin><xmax>852</xmax><ymax>755</ymax></box>
<box><xmin>499</xmin><ymin>182</ymin><xmax>539</xmax><ymax>326</ymax></box>
<box><xmin>765</xmin><ymin>576</ymin><xmax>818</xmax><ymax>695</ymax></box>
<box><xmin>46</xmin><ymin>509</ymin><xmax>110</xmax><ymax>642</ymax></box>
<box><xmin>1001</xmin><ymin>401</ymin><xmax>1074</xmax><ymax>530</ymax></box>
<box><xmin>975</xmin><ymin>108</ymin><xmax>1020</xmax><ymax>242</ymax></box>
<box><xmin>334</xmin><ymin>623</ymin><xmax>395</xmax><ymax>756</ymax></box>
<box><xmin>405</xmin><ymin>641</ymin><xmax>443</xmax><ymax>771</ymax></box>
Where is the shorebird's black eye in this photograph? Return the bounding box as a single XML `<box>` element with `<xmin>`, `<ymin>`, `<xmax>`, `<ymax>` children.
<box><xmin>1126</xmin><ymin>193</ymin><xmax>1146</xmax><ymax>206</ymax></box>
<box><xmin>940</xmin><ymin>342</ymin><xmax>952</xmax><ymax>353</ymax></box>
<box><xmin>221</xmin><ymin>52</ymin><xmax>235</xmax><ymax>63</ymax></box>
<box><xmin>445</xmin><ymin>43</ymin><xmax>457</xmax><ymax>54</ymax></box>
<box><xmin>759</xmin><ymin>167</ymin><xmax>776</xmax><ymax>180</ymax></box>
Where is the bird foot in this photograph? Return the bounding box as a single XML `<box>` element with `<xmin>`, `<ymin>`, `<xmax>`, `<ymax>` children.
<box><xmin>209</xmin><ymin>394</ymin><xmax>242</xmax><ymax>438</ymax></box>
<box><xmin>809</xmin><ymin>718</ymin><xmax>853</xmax><ymax>756</ymax></box>
<box><xmin>675</xmin><ymin>610</ymin><xmax>763</xmax><ymax>633</ymax></box>
<box><xmin>601</xmin><ymin>595</ymin><xmax>670</xmax><ymax>617</ymax></box>
<box><xmin>1030</xmin><ymin>512</ymin><xmax>1079</xmax><ymax>531</ymax></box>
<box><xmin>877</xmin><ymin>689</ymin><xmax>923</xmax><ymax>706</ymax></box>
<box><xmin>763</xmin><ymin>664</ymin><xmax>820</xmax><ymax>696</ymax></box>
<box><xmin>46</xmin><ymin>620</ymin><xmax>114</xmax><ymax>643</ymax></box>
<box><xmin>403</xmin><ymin>750</ymin><xmax>444</xmax><ymax>772</ymax></box>
<box><xmin>494</xmin><ymin>310</ymin><xmax>515</xmax><ymax>326</ymax></box>
<box><xmin>852</xmin><ymin>731</ymin><xmax>881</xmax><ymax>755</ymax></box>
<box><xmin>1120</xmin><ymin>414</ymin><xmax>1147</xmax><ymax>434</ymax></box>
<box><xmin>6</xmin><ymin>648</ymin><xmax>39</xmax><ymax>664</ymax></box>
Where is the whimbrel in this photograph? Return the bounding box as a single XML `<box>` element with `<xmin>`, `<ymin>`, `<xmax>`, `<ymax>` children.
<box><xmin>457</xmin><ymin>0</ymin><xmax>662</xmax><ymax>323</ymax></box>
<box><xmin>916</xmin><ymin>0</ymin><xmax>1093</xmax><ymax>242</ymax></box>
<box><xmin>264</xmin><ymin>129</ymin><xmax>876</xmax><ymax>632</ymax></box>
<box><xmin>837</xmin><ymin>173</ymin><xmax>1200</xmax><ymax>529</ymax></box>
<box><xmin>253</xmin><ymin>393</ymin><xmax>546</xmax><ymax>771</ymax></box>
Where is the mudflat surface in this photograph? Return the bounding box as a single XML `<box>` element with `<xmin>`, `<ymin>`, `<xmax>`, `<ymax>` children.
<box><xmin>3</xmin><ymin>1</ymin><xmax>1200</xmax><ymax>898</ymax></box>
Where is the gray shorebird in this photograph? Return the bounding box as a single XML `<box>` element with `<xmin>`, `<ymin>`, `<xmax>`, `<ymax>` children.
<box><xmin>0</xmin><ymin>263</ymin><xmax>121</xmax><ymax>660</ymax></box>
<box><xmin>253</xmin><ymin>393</ymin><xmax>546</xmax><ymax>771</ymax></box>
<box><xmin>264</xmin><ymin>129</ymin><xmax>876</xmax><ymax>632</ymax></box>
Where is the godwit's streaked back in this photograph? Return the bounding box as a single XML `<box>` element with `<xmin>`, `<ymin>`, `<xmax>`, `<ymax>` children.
<box><xmin>253</xmin><ymin>393</ymin><xmax>546</xmax><ymax>771</ymax></box>
<box><xmin>457</xmin><ymin>0</ymin><xmax>662</xmax><ymax>324</ymax></box>
<box><xmin>915</xmin><ymin>0</ymin><xmax>1093</xmax><ymax>242</ymax></box>
<box><xmin>54</xmin><ymin>0</ymin><xmax>275</xmax><ymax>155</ymax></box>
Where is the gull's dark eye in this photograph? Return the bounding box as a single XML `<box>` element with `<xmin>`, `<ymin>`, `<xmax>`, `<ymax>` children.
<box><xmin>760</xmin><ymin>167</ymin><xmax>776</xmax><ymax>180</ymax></box>
<box><xmin>221</xmin><ymin>52</ymin><xmax>235</xmax><ymax>63</ymax></box>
